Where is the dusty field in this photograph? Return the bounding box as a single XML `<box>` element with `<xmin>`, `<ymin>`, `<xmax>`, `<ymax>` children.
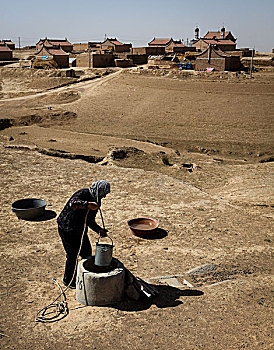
<box><xmin>0</xmin><ymin>67</ymin><xmax>273</xmax><ymax>350</ymax></box>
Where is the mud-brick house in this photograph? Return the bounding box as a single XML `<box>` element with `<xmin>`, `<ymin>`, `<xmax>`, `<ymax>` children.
<box><xmin>89</xmin><ymin>42</ymin><xmax>101</xmax><ymax>50</ymax></box>
<box><xmin>128</xmin><ymin>46</ymin><xmax>165</xmax><ymax>65</ymax></box>
<box><xmin>148</xmin><ymin>38</ymin><xmax>195</xmax><ymax>54</ymax></box>
<box><xmin>0</xmin><ymin>40</ymin><xmax>15</xmax><ymax>50</ymax></box>
<box><xmin>73</xmin><ymin>42</ymin><xmax>101</xmax><ymax>52</ymax></box>
<box><xmin>193</xmin><ymin>26</ymin><xmax>237</xmax><ymax>52</ymax></box>
<box><xmin>166</xmin><ymin>41</ymin><xmax>196</xmax><ymax>54</ymax></box>
<box><xmin>203</xmin><ymin>28</ymin><xmax>237</xmax><ymax>42</ymax></box>
<box><xmin>131</xmin><ymin>46</ymin><xmax>165</xmax><ymax>55</ymax></box>
<box><xmin>195</xmin><ymin>45</ymin><xmax>242</xmax><ymax>71</ymax></box>
<box><xmin>0</xmin><ymin>45</ymin><xmax>13</xmax><ymax>60</ymax></box>
<box><xmin>73</xmin><ymin>42</ymin><xmax>89</xmax><ymax>52</ymax></box>
<box><xmin>165</xmin><ymin>40</ymin><xmax>185</xmax><ymax>53</ymax></box>
<box><xmin>148</xmin><ymin>38</ymin><xmax>178</xmax><ymax>53</ymax></box>
<box><xmin>100</xmin><ymin>38</ymin><xmax>132</xmax><ymax>53</ymax></box>
<box><xmin>193</xmin><ymin>38</ymin><xmax>236</xmax><ymax>52</ymax></box>
<box><xmin>148</xmin><ymin>38</ymin><xmax>173</xmax><ymax>47</ymax></box>
<box><xmin>35</xmin><ymin>45</ymin><xmax>69</xmax><ymax>68</ymax></box>
<box><xmin>76</xmin><ymin>52</ymin><xmax>115</xmax><ymax>68</ymax></box>
<box><xmin>36</xmin><ymin>38</ymin><xmax>73</xmax><ymax>53</ymax></box>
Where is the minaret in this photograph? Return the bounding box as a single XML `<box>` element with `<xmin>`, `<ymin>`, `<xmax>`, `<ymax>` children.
<box><xmin>221</xmin><ymin>26</ymin><xmax>225</xmax><ymax>39</ymax></box>
<box><xmin>195</xmin><ymin>26</ymin><xmax>199</xmax><ymax>40</ymax></box>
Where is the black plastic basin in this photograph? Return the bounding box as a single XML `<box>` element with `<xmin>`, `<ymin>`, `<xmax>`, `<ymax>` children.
<box><xmin>12</xmin><ymin>198</ymin><xmax>47</xmax><ymax>220</ymax></box>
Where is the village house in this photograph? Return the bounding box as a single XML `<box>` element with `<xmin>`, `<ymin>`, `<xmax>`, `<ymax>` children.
<box><xmin>148</xmin><ymin>38</ymin><xmax>178</xmax><ymax>53</ymax></box>
<box><xmin>131</xmin><ymin>46</ymin><xmax>165</xmax><ymax>55</ymax></box>
<box><xmin>73</xmin><ymin>41</ymin><xmax>101</xmax><ymax>52</ymax></box>
<box><xmin>148</xmin><ymin>38</ymin><xmax>173</xmax><ymax>47</ymax></box>
<box><xmin>36</xmin><ymin>38</ymin><xmax>73</xmax><ymax>53</ymax></box>
<box><xmin>168</xmin><ymin>41</ymin><xmax>196</xmax><ymax>54</ymax></box>
<box><xmin>203</xmin><ymin>28</ymin><xmax>237</xmax><ymax>42</ymax></box>
<box><xmin>35</xmin><ymin>45</ymin><xmax>69</xmax><ymax>68</ymax></box>
<box><xmin>193</xmin><ymin>27</ymin><xmax>237</xmax><ymax>52</ymax></box>
<box><xmin>148</xmin><ymin>38</ymin><xmax>195</xmax><ymax>54</ymax></box>
<box><xmin>195</xmin><ymin>44</ymin><xmax>242</xmax><ymax>71</ymax></box>
<box><xmin>73</xmin><ymin>42</ymin><xmax>89</xmax><ymax>52</ymax></box>
<box><xmin>89</xmin><ymin>42</ymin><xmax>102</xmax><ymax>50</ymax></box>
<box><xmin>100</xmin><ymin>38</ymin><xmax>132</xmax><ymax>53</ymax></box>
<box><xmin>128</xmin><ymin>38</ymin><xmax>196</xmax><ymax>65</ymax></box>
<box><xmin>193</xmin><ymin>38</ymin><xmax>237</xmax><ymax>52</ymax></box>
<box><xmin>225</xmin><ymin>47</ymin><xmax>253</xmax><ymax>58</ymax></box>
<box><xmin>165</xmin><ymin>40</ymin><xmax>185</xmax><ymax>53</ymax></box>
<box><xmin>0</xmin><ymin>45</ymin><xmax>13</xmax><ymax>61</ymax></box>
<box><xmin>127</xmin><ymin>46</ymin><xmax>165</xmax><ymax>65</ymax></box>
<box><xmin>0</xmin><ymin>40</ymin><xmax>15</xmax><ymax>50</ymax></box>
<box><xmin>76</xmin><ymin>52</ymin><xmax>115</xmax><ymax>68</ymax></box>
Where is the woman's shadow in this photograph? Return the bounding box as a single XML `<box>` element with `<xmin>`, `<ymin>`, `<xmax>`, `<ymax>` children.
<box><xmin>114</xmin><ymin>284</ymin><xmax>204</xmax><ymax>312</ymax></box>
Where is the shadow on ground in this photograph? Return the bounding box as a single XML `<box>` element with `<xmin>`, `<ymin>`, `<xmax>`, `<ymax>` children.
<box><xmin>114</xmin><ymin>285</ymin><xmax>204</xmax><ymax>312</ymax></box>
<box><xmin>28</xmin><ymin>210</ymin><xmax>57</xmax><ymax>222</ymax></box>
<box><xmin>139</xmin><ymin>227</ymin><xmax>168</xmax><ymax>240</ymax></box>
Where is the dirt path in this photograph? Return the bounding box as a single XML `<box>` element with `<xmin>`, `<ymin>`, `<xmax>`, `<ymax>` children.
<box><xmin>0</xmin><ymin>69</ymin><xmax>122</xmax><ymax>103</ymax></box>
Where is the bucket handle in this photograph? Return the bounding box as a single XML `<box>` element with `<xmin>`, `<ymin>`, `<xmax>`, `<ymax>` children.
<box><xmin>97</xmin><ymin>206</ymin><xmax>113</xmax><ymax>246</ymax></box>
<box><xmin>97</xmin><ymin>234</ymin><xmax>113</xmax><ymax>247</ymax></box>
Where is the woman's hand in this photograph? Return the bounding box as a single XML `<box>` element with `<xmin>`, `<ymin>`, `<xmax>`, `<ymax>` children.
<box><xmin>99</xmin><ymin>228</ymin><xmax>108</xmax><ymax>237</ymax></box>
<box><xmin>87</xmin><ymin>202</ymin><xmax>99</xmax><ymax>210</ymax></box>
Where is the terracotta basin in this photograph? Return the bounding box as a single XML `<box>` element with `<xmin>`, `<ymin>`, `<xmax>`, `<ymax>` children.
<box><xmin>127</xmin><ymin>217</ymin><xmax>159</xmax><ymax>237</ymax></box>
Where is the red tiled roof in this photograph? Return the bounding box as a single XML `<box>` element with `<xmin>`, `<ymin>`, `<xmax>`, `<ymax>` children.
<box><xmin>36</xmin><ymin>45</ymin><xmax>69</xmax><ymax>56</ymax></box>
<box><xmin>204</xmin><ymin>31</ymin><xmax>230</xmax><ymax>39</ymax></box>
<box><xmin>48</xmin><ymin>39</ymin><xmax>73</xmax><ymax>46</ymax></box>
<box><xmin>173</xmin><ymin>42</ymin><xmax>185</xmax><ymax>47</ymax></box>
<box><xmin>203</xmin><ymin>38</ymin><xmax>236</xmax><ymax>46</ymax></box>
<box><xmin>109</xmin><ymin>40</ymin><xmax>123</xmax><ymax>45</ymax></box>
<box><xmin>0</xmin><ymin>40</ymin><xmax>14</xmax><ymax>44</ymax></box>
<box><xmin>37</xmin><ymin>38</ymin><xmax>72</xmax><ymax>46</ymax></box>
<box><xmin>213</xmin><ymin>47</ymin><xmax>231</xmax><ymax>57</ymax></box>
<box><xmin>102</xmin><ymin>38</ymin><xmax>125</xmax><ymax>46</ymax></box>
<box><xmin>149</xmin><ymin>38</ymin><xmax>172</xmax><ymax>46</ymax></box>
<box><xmin>0</xmin><ymin>46</ymin><xmax>11</xmax><ymax>51</ymax></box>
<box><xmin>47</xmin><ymin>48</ymin><xmax>69</xmax><ymax>56</ymax></box>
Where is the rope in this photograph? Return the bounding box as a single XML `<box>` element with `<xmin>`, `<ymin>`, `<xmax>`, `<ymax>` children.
<box><xmin>99</xmin><ymin>207</ymin><xmax>106</xmax><ymax>231</ymax></box>
<box><xmin>35</xmin><ymin>209</ymin><xmax>90</xmax><ymax>323</ymax></box>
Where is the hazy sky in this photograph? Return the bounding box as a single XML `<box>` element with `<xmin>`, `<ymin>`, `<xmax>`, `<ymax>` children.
<box><xmin>1</xmin><ymin>0</ymin><xmax>273</xmax><ymax>51</ymax></box>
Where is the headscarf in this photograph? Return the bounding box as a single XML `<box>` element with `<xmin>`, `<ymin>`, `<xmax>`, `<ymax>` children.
<box><xmin>89</xmin><ymin>180</ymin><xmax>110</xmax><ymax>205</ymax></box>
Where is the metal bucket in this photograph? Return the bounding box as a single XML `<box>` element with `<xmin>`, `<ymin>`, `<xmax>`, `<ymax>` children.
<box><xmin>94</xmin><ymin>236</ymin><xmax>113</xmax><ymax>267</ymax></box>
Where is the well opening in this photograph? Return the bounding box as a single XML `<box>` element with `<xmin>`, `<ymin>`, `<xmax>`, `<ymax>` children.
<box><xmin>83</xmin><ymin>256</ymin><xmax>117</xmax><ymax>273</ymax></box>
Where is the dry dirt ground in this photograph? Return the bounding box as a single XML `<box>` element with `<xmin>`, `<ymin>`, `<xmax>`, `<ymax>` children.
<box><xmin>0</xmin><ymin>67</ymin><xmax>273</xmax><ymax>350</ymax></box>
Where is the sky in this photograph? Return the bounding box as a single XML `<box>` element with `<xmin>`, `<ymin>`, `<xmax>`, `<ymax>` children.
<box><xmin>1</xmin><ymin>0</ymin><xmax>273</xmax><ymax>52</ymax></box>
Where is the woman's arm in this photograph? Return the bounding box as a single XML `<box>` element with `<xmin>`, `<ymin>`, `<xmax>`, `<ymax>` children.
<box><xmin>69</xmin><ymin>198</ymin><xmax>99</xmax><ymax>210</ymax></box>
